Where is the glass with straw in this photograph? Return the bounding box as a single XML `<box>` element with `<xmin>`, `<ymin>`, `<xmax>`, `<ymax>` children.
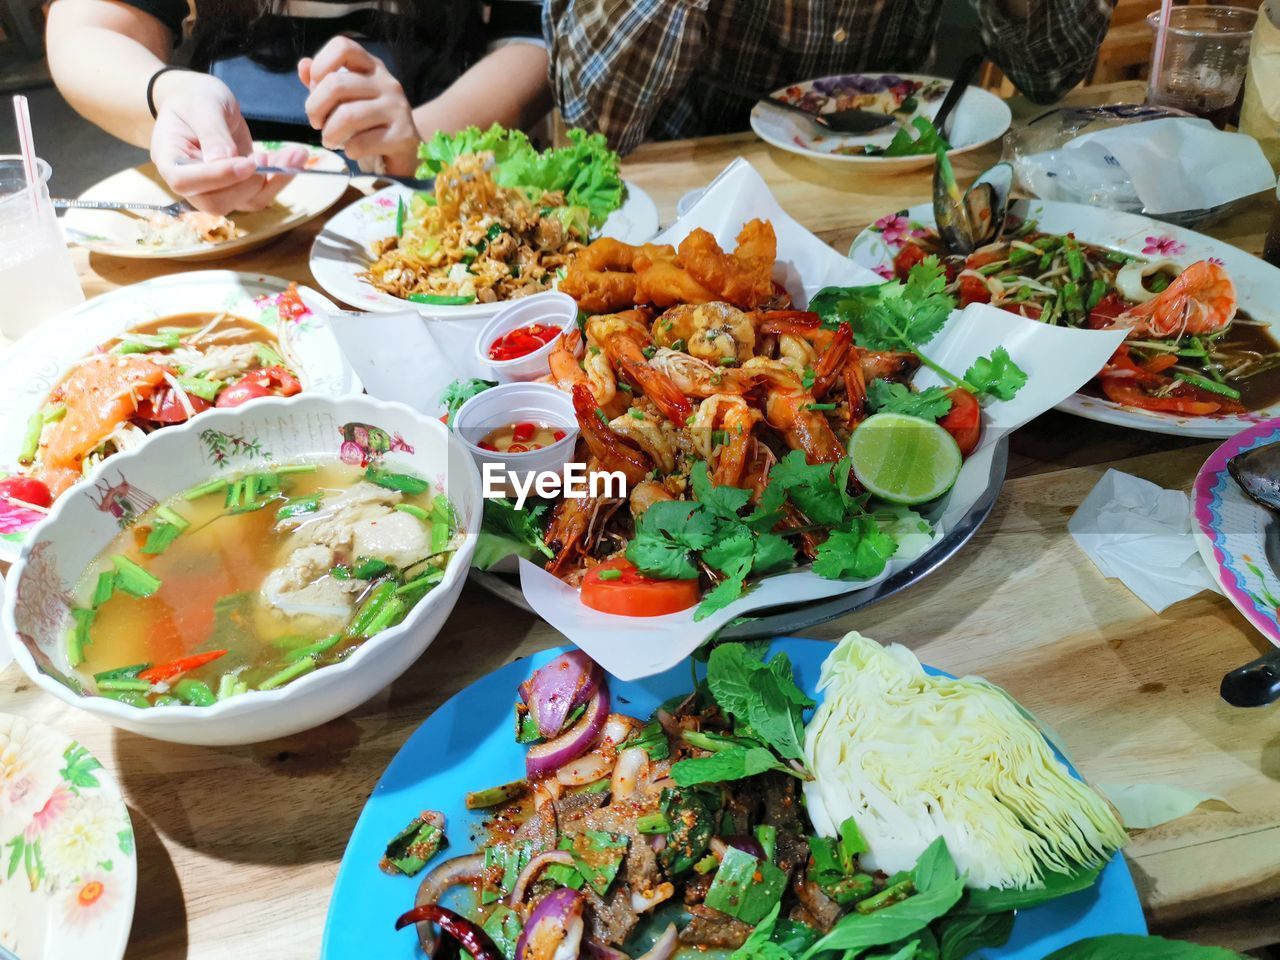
<box><xmin>0</xmin><ymin>95</ymin><xmax>85</xmax><ymax>340</ymax></box>
<box><xmin>1146</xmin><ymin>4</ymin><xmax>1258</xmax><ymax>128</ymax></box>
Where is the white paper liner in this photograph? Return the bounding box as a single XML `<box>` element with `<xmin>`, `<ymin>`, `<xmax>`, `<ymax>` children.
<box><xmin>329</xmin><ymin>159</ymin><xmax>1128</xmax><ymax>679</ymax></box>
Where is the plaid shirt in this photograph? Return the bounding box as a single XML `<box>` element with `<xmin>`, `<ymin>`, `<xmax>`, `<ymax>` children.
<box><xmin>543</xmin><ymin>0</ymin><xmax>1114</xmax><ymax>153</ymax></box>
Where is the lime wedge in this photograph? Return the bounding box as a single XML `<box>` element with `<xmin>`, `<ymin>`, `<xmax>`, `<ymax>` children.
<box><xmin>848</xmin><ymin>412</ymin><xmax>962</xmax><ymax>505</ymax></box>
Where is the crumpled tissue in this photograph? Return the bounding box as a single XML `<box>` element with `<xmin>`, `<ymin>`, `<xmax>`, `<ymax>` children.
<box><xmin>1069</xmin><ymin>468</ymin><xmax>1219</xmax><ymax>613</ymax></box>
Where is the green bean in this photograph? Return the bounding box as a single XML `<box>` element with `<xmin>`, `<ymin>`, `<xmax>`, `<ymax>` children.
<box><xmin>284</xmin><ymin>634</ymin><xmax>343</xmax><ymax>663</ymax></box>
<box><xmin>174</xmin><ymin>678</ymin><xmax>216</xmax><ymax>706</ymax></box>
<box><xmin>17</xmin><ymin>411</ymin><xmax>43</xmax><ymax>465</ymax></box>
<box><xmin>97</xmin><ymin>677</ymin><xmax>153</xmax><ymax>692</ymax></box>
<box><xmin>258</xmin><ymin>657</ymin><xmax>316</xmax><ymax>691</ymax></box>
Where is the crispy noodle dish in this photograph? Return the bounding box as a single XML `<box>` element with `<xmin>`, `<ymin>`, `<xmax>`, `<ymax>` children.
<box><xmin>365</xmin><ymin>154</ymin><xmax>585</xmax><ymax>305</ymax></box>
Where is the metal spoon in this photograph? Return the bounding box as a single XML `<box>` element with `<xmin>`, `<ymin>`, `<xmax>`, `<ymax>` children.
<box><xmin>708</xmin><ymin>78</ymin><xmax>897</xmax><ymax>135</ymax></box>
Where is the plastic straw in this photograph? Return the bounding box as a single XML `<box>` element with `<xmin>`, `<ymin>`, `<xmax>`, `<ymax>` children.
<box><xmin>12</xmin><ymin>95</ymin><xmax>39</xmax><ymax>217</ymax></box>
<box><xmin>1149</xmin><ymin>0</ymin><xmax>1176</xmax><ymax>97</ymax></box>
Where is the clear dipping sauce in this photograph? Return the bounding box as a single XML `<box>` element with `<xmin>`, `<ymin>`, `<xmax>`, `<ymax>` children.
<box><xmin>478</xmin><ymin>421</ymin><xmax>566</xmax><ymax>453</ymax></box>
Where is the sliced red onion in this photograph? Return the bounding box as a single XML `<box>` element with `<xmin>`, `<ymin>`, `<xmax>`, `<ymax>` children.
<box><xmin>611</xmin><ymin>747</ymin><xmax>648</xmax><ymax>801</ymax></box>
<box><xmin>636</xmin><ymin>924</ymin><xmax>678</xmax><ymax>960</ymax></box>
<box><xmin>521</xmin><ymin>651</ymin><xmax>602</xmax><ymax>739</ymax></box>
<box><xmin>526</xmin><ymin>687</ymin><xmax>609</xmax><ymax>780</ymax></box>
<box><xmin>509</xmin><ymin>850</ymin><xmax>576</xmax><ymax>906</ymax></box>
<box><xmin>516</xmin><ymin>888</ymin><xmax>585</xmax><ymax>960</ymax></box>
<box><xmin>630</xmin><ymin>882</ymin><xmax>674</xmax><ymax>913</ymax></box>
<box><xmin>711</xmin><ymin>836</ymin><xmax>765</xmax><ymax>861</ymax></box>
<box><xmin>413</xmin><ymin>853</ymin><xmax>485</xmax><ymax>954</ymax></box>
<box><xmin>556</xmin><ymin>750</ymin><xmax>614</xmax><ymax>786</ymax></box>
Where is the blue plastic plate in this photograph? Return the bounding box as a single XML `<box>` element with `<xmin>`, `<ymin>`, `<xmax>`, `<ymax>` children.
<box><xmin>322</xmin><ymin>639</ymin><xmax>1146</xmax><ymax>958</ymax></box>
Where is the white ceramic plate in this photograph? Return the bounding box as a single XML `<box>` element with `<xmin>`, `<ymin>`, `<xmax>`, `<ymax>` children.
<box><xmin>850</xmin><ymin>199</ymin><xmax>1280</xmax><ymax>437</ymax></box>
<box><xmin>0</xmin><ymin>271</ymin><xmax>358</xmax><ymax>562</ymax></box>
<box><xmin>0</xmin><ymin>714</ymin><xmax>136</xmax><ymax>960</ymax></box>
<box><xmin>750</xmin><ymin>73</ymin><xmax>1011</xmax><ymax>172</ymax></box>
<box><xmin>308</xmin><ymin>181</ymin><xmax>660</xmax><ymax>317</ymax></box>
<box><xmin>63</xmin><ymin>143</ymin><xmax>348</xmax><ymax>260</ymax></box>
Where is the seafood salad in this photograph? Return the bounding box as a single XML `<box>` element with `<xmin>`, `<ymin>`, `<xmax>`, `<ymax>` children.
<box><xmin>2</xmin><ymin>304</ymin><xmax>305</xmax><ymax>510</ymax></box>
<box><xmin>471</xmin><ymin>220</ymin><xmax>1026</xmax><ymax>619</ymax></box>
<box><xmin>383</xmin><ymin>638</ymin><xmax>1127</xmax><ymax>960</ymax></box>
<box><xmin>137</xmin><ymin>210</ymin><xmax>241</xmax><ymax>248</ymax></box>
<box><xmin>364</xmin><ymin>125</ymin><xmax>624</xmax><ymax>307</ymax></box>
<box><xmin>891</xmin><ymin>225</ymin><xmax>1280</xmax><ymax>417</ymax></box>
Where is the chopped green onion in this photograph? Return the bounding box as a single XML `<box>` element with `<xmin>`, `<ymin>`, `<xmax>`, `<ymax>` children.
<box><xmin>395</xmin><ymin>503</ymin><xmax>431</xmax><ymax>523</ymax></box>
<box><xmin>597</xmin><ymin>568</ymin><xmax>622</xmax><ymax>581</ymax></box>
<box><xmin>18</xmin><ymin>412</ymin><xmax>42</xmax><ymax>465</ymax></box>
<box><xmin>277</xmin><ymin>492</ymin><xmax>324</xmax><ymax>519</ymax></box>
<box><xmin>91</xmin><ymin>571</ymin><xmax>117</xmax><ymax>608</ymax></box>
<box><xmin>93</xmin><ymin>662</ymin><xmax>149</xmax><ymax>682</ymax></box>
<box><xmin>394</xmin><ymin>196</ymin><xmax>406</xmax><ymax>238</ymax></box>
<box><xmin>155</xmin><ymin>505</ymin><xmax>190</xmax><ymax>531</ymax></box>
<box><xmin>365</xmin><ymin>466</ymin><xmax>430</xmax><ymax>495</ymax></box>
<box><xmin>466</xmin><ymin>780</ymin><xmax>528</xmax><ymax>809</ymax></box>
<box><xmin>283</xmin><ymin>634</ymin><xmax>343</xmax><ymax>663</ymax></box>
<box><xmin>111</xmin><ymin>556</ymin><xmax>161</xmax><ymax>597</ymax></box>
<box><xmin>173</xmin><ymin>678</ymin><xmax>216</xmax><ymax>706</ymax></box>
<box><xmin>352</xmin><ymin>557</ymin><xmax>392</xmax><ymax>580</ymax></box>
<box><xmin>182</xmin><ymin>477</ymin><xmax>228</xmax><ymax>501</ymax></box>
<box><xmin>97</xmin><ymin>677</ymin><xmax>152</xmax><ymax>692</ymax></box>
<box><xmin>805</xmin><ymin>402</ymin><xmax>837</xmax><ymax>411</ymax></box>
<box><xmin>347</xmin><ymin>581</ymin><xmax>397</xmax><ymax>638</ymax></box>
<box><xmin>407</xmin><ymin>293</ymin><xmax>476</xmax><ymax>306</ymax></box>
<box><xmin>140</xmin><ymin>522</ymin><xmax>182</xmax><ymax>555</ymax></box>
<box><xmin>65</xmin><ymin>607</ymin><xmax>95</xmax><ymax>667</ymax></box>
<box><xmin>258</xmin><ymin>657</ymin><xmax>316</xmax><ymax>691</ymax></box>
<box><xmin>855</xmin><ymin>877</ymin><xmax>915</xmax><ymax>914</ymax></box>
<box><xmin>275</xmin><ymin>463</ymin><xmax>318</xmax><ymax>475</ymax></box>
<box><xmin>395</xmin><ymin>570</ymin><xmax>444</xmax><ymax>598</ymax></box>
<box><xmin>636</xmin><ymin>812</ymin><xmax>673</xmax><ymax>834</ymax></box>
<box><xmin>100</xmin><ymin>689</ymin><xmax>150</xmax><ymax>707</ymax></box>
<box><xmin>362</xmin><ymin>594</ymin><xmax>405</xmax><ymax>636</ymax></box>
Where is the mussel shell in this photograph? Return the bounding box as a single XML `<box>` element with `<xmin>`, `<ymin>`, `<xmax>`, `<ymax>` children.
<box><xmin>933</xmin><ymin>160</ymin><xmax>1014</xmax><ymax>255</ymax></box>
<box><xmin>1228</xmin><ymin>441</ymin><xmax>1280</xmax><ymax>511</ymax></box>
<box><xmin>933</xmin><ymin>150</ymin><xmax>974</xmax><ymax>254</ymax></box>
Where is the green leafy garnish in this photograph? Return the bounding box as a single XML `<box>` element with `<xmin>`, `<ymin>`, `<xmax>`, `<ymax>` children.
<box><xmin>440</xmin><ymin>378</ymin><xmax>497</xmax><ymax>425</ymax></box>
<box><xmin>867</xmin><ymin>381</ymin><xmax>953</xmax><ymax>421</ymax></box>
<box><xmin>963</xmin><ymin>346</ymin><xmax>1028</xmax><ymax>401</ymax></box>
<box><xmin>867</xmin><ymin>117</ymin><xmax>951</xmax><ymax>158</ymax></box>
<box><xmin>705</xmin><ymin>642</ymin><xmax>813</xmax><ymax>762</ymax></box>
<box><xmin>474</xmin><ymin>498</ymin><xmax>554</xmax><ymax>570</ymax></box>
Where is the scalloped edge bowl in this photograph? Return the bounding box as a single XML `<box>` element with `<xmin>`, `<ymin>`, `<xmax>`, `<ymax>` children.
<box><xmin>2</xmin><ymin>394</ymin><xmax>482</xmax><ymax>746</ymax></box>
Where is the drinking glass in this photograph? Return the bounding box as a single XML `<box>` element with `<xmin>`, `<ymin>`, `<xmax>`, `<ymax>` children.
<box><xmin>1146</xmin><ymin>5</ymin><xmax>1257</xmax><ymax>128</ymax></box>
<box><xmin>0</xmin><ymin>156</ymin><xmax>85</xmax><ymax>340</ymax></box>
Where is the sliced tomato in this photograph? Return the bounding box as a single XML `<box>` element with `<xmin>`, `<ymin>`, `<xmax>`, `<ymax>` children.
<box><xmin>957</xmin><ymin>274</ymin><xmax>991</xmax><ymax>307</ymax></box>
<box><xmin>215</xmin><ymin>365</ymin><xmax>303</xmax><ymax>408</ymax></box>
<box><xmin>136</xmin><ymin>388</ymin><xmax>211</xmax><ymax>424</ymax></box>
<box><xmin>1099</xmin><ymin>374</ymin><xmax>1241</xmax><ymax>415</ymax></box>
<box><xmin>276</xmin><ymin>283</ymin><xmax>310</xmax><ymax>322</ymax></box>
<box><xmin>1087</xmin><ymin>292</ymin><xmax>1128</xmax><ymax>329</ymax></box>
<box><xmin>892</xmin><ymin>244</ymin><xmax>928</xmax><ymax>281</ymax></box>
<box><xmin>0</xmin><ymin>476</ymin><xmax>52</xmax><ymax>508</ymax></box>
<box><xmin>939</xmin><ymin>387</ymin><xmax>981</xmax><ymax>457</ymax></box>
<box><xmin>580</xmin><ymin>558</ymin><xmax>700</xmax><ymax>617</ymax></box>
<box><xmin>964</xmin><ymin>248</ymin><xmax>1004</xmax><ymax>270</ymax></box>
<box><xmin>1011</xmin><ymin>303</ymin><xmax>1042</xmax><ymax>320</ymax></box>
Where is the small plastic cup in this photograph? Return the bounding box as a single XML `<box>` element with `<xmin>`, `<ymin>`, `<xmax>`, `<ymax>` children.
<box><xmin>1146</xmin><ymin>6</ymin><xmax>1257</xmax><ymax>128</ymax></box>
<box><xmin>451</xmin><ymin>382</ymin><xmax>578</xmax><ymax>497</ymax></box>
<box><xmin>474</xmin><ymin>291</ymin><xmax>578</xmax><ymax>383</ymax></box>
<box><xmin>0</xmin><ymin>157</ymin><xmax>85</xmax><ymax>340</ymax></box>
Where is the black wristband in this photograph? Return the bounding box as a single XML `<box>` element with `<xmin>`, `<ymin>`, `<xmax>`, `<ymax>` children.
<box><xmin>146</xmin><ymin>66</ymin><xmax>189</xmax><ymax>119</ymax></box>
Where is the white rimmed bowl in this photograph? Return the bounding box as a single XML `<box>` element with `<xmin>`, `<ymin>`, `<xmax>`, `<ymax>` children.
<box><xmin>474</xmin><ymin>292</ymin><xmax>578</xmax><ymax>382</ymax></box>
<box><xmin>2</xmin><ymin>395</ymin><xmax>482</xmax><ymax>746</ymax></box>
<box><xmin>452</xmin><ymin>383</ymin><xmax>577</xmax><ymax>493</ymax></box>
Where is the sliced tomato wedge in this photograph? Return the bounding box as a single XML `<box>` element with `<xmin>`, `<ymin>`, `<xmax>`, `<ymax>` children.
<box><xmin>957</xmin><ymin>274</ymin><xmax>991</xmax><ymax>307</ymax></box>
<box><xmin>136</xmin><ymin>388</ymin><xmax>211</xmax><ymax>424</ymax></box>
<box><xmin>964</xmin><ymin>249</ymin><xmax>1004</xmax><ymax>270</ymax></box>
<box><xmin>0</xmin><ymin>476</ymin><xmax>52</xmax><ymax>508</ymax></box>
<box><xmin>892</xmin><ymin>244</ymin><xmax>928</xmax><ymax>281</ymax></box>
<box><xmin>215</xmin><ymin>365</ymin><xmax>303</xmax><ymax>408</ymax></box>
<box><xmin>580</xmin><ymin>558</ymin><xmax>700</xmax><ymax>617</ymax></box>
<box><xmin>1087</xmin><ymin>292</ymin><xmax>1128</xmax><ymax>329</ymax></box>
<box><xmin>938</xmin><ymin>387</ymin><xmax>981</xmax><ymax>457</ymax></box>
<box><xmin>276</xmin><ymin>283</ymin><xmax>310</xmax><ymax>322</ymax></box>
<box><xmin>1098</xmin><ymin>375</ymin><xmax>1237</xmax><ymax>415</ymax></box>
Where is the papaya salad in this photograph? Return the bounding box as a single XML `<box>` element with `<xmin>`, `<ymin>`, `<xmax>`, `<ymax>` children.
<box><xmin>383</xmin><ymin>636</ymin><xmax>1129</xmax><ymax>960</ymax></box>
<box><xmin>891</xmin><ymin>224</ymin><xmax>1280</xmax><ymax>417</ymax></box>
<box><xmin>466</xmin><ymin>221</ymin><xmax>1027</xmax><ymax>619</ymax></box>
<box><xmin>1</xmin><ymin>304</ymin><xmax>305</xmax><ymax>511</ymax></box>
<box><xmin>364</xmin><ymin>126</ymin><xmax>625</xmax><ymax>306</ymax></box>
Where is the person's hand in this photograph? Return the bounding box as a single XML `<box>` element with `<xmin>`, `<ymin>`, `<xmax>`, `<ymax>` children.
<box><xmin>299</xmin><ymin>37</ymin><xmax>420</xmax><ymax>176</ymax></box>
<box><xmin>150</xmin><ymin>71</ymin><xmax>302</xmax><ymax>215</ymax></box>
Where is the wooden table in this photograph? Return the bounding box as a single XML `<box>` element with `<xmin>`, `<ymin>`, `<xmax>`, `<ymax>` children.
<box><xmin>3</xmin><ymin>81</ymin><xmax>1279</xmax><ymax>958</ymax></box>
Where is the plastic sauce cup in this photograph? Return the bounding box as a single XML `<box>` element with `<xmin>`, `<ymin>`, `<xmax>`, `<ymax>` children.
<box><xmin>451</xmin><ymin>382</ymin><xmax>579</xmax><ymax>496</ymax></box>
<box><xmin>475</xmin><ymin>291</ymin><xmax>579</xmax><ymax>383</ymax></box>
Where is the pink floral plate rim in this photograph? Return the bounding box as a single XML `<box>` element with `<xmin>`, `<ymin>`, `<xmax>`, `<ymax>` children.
<box><xmin>1192</xmin><ymin>418</ymin><xmax>1280</xmax><ymax>647</ymax></box>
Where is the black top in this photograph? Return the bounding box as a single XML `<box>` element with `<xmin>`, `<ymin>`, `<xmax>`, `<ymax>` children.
<box><xmin>106</xmin><ymin>0</ymin><xmax>542</xmax><ymax>137</ymax></box>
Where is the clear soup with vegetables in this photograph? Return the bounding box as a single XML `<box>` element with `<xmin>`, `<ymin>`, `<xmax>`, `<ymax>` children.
<box><xmin>70</xmin><ymin>460</ymin><xmax>456</xmax><ymax>707</ymax></box>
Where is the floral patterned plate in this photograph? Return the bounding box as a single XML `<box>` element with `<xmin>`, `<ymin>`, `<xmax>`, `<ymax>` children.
<box><xmin>62</xmin><ymin>143</ymin><xmax>348</xmax><ymax>261</ymax></box>
<box><xmin>0</xmin><ymin>271</ymin><xmax>359</xmax><ymax>563</ymax></box>
<box><xmin>749</xmin><ymin>73</ymin><xmax>1011</xmax><ymax>172</ymax></box>
<box><xmin>1192</xmin><ymin>419</ymin><xmax>1280</xmax><ymax>648</ymax></box>
<box><xmin>0</xmin><ymin>714</ymin><xmax>135</xmax><ymax>960</ymax></box>
<box><xmin>308</xmin><ymin>181</ymin><xmax>660</xmax><ymax>318</ymax></box>
<box><xmin>850</xmin><ymin>199</ymin><xmax>1280</xmax><ymax>438</ymax></box>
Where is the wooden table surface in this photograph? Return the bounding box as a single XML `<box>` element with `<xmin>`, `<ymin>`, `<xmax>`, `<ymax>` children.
<box><xmin>3</xmin><ymin>81</ymin><xmax>1279</xmax><ymax>958</ymax></box>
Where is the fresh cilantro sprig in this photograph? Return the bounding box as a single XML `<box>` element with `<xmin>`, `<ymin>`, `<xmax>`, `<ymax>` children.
<box><xmin>626</xmin><ymin>454</ymin><xmax>907</xmax><ymax>619</ymax></box>
<box><xmin>811</xmin><ymin>257</ymin><xmax>1029</xmax><ymax>404</ymax></box>
<box><xmin>867</xmin><ymin>380</ymin><xmax>953</xmax><ymax>421</ymax></box>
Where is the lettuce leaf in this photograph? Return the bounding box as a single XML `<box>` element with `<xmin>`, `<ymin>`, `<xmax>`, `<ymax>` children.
<box><xmin>416</xmin><ymin>125</ymin><xmax>624</xmax><ymax>227</ymax></box>
<box><xmin>472</xmin><ymin>498</ymin><xmax>554</xmax><ymax>571</ymax></box>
